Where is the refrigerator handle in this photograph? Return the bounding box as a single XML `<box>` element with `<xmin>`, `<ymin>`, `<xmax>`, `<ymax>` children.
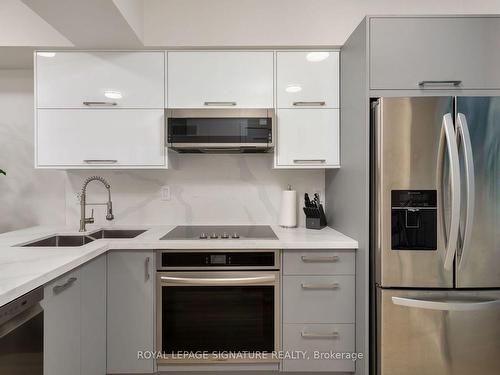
<box><xmin>456</xmin><ymin>113</ymin><xmax>475</xmax><ymax>271</ymax></box>
<box><xmin>439</xmin><ymin>114</ymin><xmax>461</xmax><ymax>270</ymax></box>
<box><xmin>392</xmin><ymin>296</ymin><xmax>500</xmax><ymax>312</ymax></box>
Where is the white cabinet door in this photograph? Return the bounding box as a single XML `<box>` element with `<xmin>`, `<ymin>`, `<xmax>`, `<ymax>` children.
<box><xmin>36</xmin><ymin>51</ymin><xmax>164</xmax><ymax>108</ymax></box>
<box><xmin>276</xmin><ymin>51</ymin><xmax>339</xmax><ymax>108</ymax></box>
<box><xmin>43</xmin><ymin>269</ymin><xmax>81</xmax><ymax>375</ymax></box>
<box><xmin>167</xmin><ymin>51</ymin><xmax>273</xmax><ymax>108</ymax></box>
<box><xmin>36</xmin><ymin>109</ymin><xmax>166</xmax><ymax>168</ymax></box>
<box><xmin>107</xmin><ymin>251</ymin><xmax>155</xmax><ymax>374</ymax></box>
<box><xmin>80</xmin><ymin>255</ymin><xmax>107</xmax><ymax>375</ymax></box>
<box><xmin>276</xmin><ymin>109</ymin><xmax>339</xmax><ymax>168</ymax></box>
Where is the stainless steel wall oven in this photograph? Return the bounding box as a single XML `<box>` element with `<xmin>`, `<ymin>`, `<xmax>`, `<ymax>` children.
<box><xmin>156</xmin><ymin>249</ymin><xmax>280</xmax><ymax>364</ymax></box>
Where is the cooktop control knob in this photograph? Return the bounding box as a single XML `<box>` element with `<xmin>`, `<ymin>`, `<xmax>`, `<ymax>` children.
<box><xmin>221</xmin><ymin>232</ymin><xmax>229</xmax><ymax>239</ymax></box>
<box><xmin>232</xmin><ymin>233</ymin><xmax>240</xmax><ymax>239</ymax></box>
<box><xmin>199</xmin><ymin>233</ymin><xmax>208</xmax><ymax>239</ymax></box>
<box><xmin>210</xmin><ymin>233</ymin><xmax>219</xmax><ymax>239</ymax></box>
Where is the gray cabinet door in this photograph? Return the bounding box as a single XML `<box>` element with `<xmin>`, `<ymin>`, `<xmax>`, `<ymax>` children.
<box><xmin>370</xmin><ymin>17</ymin><xmax>500</xmax><ymax>90</ymax></box>
<box><xmin>81</xmin><ymin>255</ymin><xmax>107</xmax><ymax>375</ymax></box>
<box><xmin>107</xmin><ymin>251</ymin><xmax>155</xmax><ymax>374</ymax></box>
<box><xmin>43</xmin><ymin>269</ymin><xmax>81</xmax><ymax>375</ymax></box>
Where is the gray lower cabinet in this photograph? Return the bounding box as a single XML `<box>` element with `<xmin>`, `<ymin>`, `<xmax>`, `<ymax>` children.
<box><xmin>370</xmin><ymin>17</ymin><xmax>500</xmax><ymax>90</ymax></box>
<box><xmin>107</xmin><ymin>250</ymin><xmax>155</xmax><ymax>374</ymax></box>
<box><xmin>42</xmin><ymin>255</ymin><xmax>106</xmax><ymax>375</ymax></box>
<box><xmin>282</xmin><ymin>250</ymin><xmax>356</xmax><ymax>372</ymax></box>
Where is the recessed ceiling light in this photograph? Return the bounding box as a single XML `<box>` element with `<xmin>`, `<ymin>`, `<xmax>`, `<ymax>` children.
<box><xmin>104</xmin><ymin>90</ymin><xmax>122</xmax><ymax>99</ymax></box>
<box><xmin>306</xmin><ymin>52</ymin><xmax>330</xmax><ymax>62</ymax></box>
<box><xmin>286</xmin><ymin>84</ymin><xmax>302</xmax><ymax>93</ymax></box>
<box><xmin>37</xmin><ymin>52</ymin><xmax>56</xmax><ymax>58</ymax></box>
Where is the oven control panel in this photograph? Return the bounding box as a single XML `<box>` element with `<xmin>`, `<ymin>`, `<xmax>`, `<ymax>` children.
<box><xmin>158</xmin><ymin>251</ymin><xmax>279</xmax><ymax>269</ymax></box>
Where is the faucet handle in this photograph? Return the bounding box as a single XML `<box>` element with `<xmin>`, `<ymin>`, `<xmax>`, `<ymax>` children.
<box><xmin>86</xmin><ymin>209</ymin><xmax>95</xmax><ymax>224</ymax></box>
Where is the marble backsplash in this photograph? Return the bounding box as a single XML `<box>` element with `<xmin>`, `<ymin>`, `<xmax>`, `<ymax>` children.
<box><xmin>65</xmin><ymin>153</ymin><xmax>325</xmax><ymax>228</ymax></box>
<box><xmin>0</xmin><ymin>69</ymin><xmax>324</xmax><ymax>233</ymax></box>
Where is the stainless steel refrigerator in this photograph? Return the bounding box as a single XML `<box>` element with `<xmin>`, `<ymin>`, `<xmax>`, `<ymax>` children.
<box><xmin>371</xmin><ymin>97</ymin><xmax>500</xmax><ymax>375</ymax></box>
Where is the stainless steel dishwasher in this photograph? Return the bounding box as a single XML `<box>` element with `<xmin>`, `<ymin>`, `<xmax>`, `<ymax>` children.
<box><xmin>0</xmin><ymin>288</ymin><xmax>43</xmax><ymax>374</ymax></box>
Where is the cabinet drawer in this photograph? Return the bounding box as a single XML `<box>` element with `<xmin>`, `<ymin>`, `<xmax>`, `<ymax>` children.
<box><xmin>36</xmin><ymin>51</ymin><xmax>164</xmax><ymax>108</ymax></box>
<box><xmin>283</xmin><ymin>250</ymin><xmax>354</xmax><ymax>275</ymax></box>
<box><xmin>283</xmin><ymin>276</ymin><xmax>355</xmax><ymax>323</ymax></box>
<box><xmin>282</xmin><ymin>323</ymin><xmax>355</xmax><ymax>372</ymax></box>
<box><xmin>36</xmin><ymin>109</ymin><xmax>166</xmax><ymax>168</ymax></box>
<box><xmin>276</xmin><ymin>51</ymin><xmax>339</xmax><ymax>109</ymax></box>
<box><xmin>276</xmin><ymin>109</ymin><xmax>339</xmax><ymax>168</ymax></box>
<box><xmin>167</xmin><ymin>51</ymin><xmax>273</xmax><ymax>108</ymax></box>
<box><xmin>370</xmin><ymin>17</ymin><xmax>500</xmax><ymax>90</ymax></box>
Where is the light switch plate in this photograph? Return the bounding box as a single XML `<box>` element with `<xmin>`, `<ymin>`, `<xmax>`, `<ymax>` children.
<box><xmin>161</xmin><ymin>185</ymin><xmax>171</xmax><ymax>201</ymax></box>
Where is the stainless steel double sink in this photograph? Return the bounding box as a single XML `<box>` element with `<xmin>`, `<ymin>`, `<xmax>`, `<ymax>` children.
<box><xmin>21</xmin><ymin>229</ymin><xmax>147</xmax><ymax>247</ymax></box>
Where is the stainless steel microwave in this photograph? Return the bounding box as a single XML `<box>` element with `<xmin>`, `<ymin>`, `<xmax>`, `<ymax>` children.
<box><xmin>166</xmin><ymin>108</ymin><xmax>275</xmax><ymax>153</ymax></box>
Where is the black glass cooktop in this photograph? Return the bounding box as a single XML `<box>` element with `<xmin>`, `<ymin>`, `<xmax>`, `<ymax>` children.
<box><xmin>160</xmin><ymin>225</ymin><xmax>278</xmax><ymax>240</ymax></box>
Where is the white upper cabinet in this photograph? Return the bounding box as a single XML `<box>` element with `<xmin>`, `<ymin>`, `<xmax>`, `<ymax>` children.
<box><xmin>36</xmin><ymin>51</ymin><xmax>164</xmax><ymax>108</ymax></box>
<box><xmin>276</xmin><ymin>51</ymin><xmax>339</xmax><ymax>108</ymax></box>
<box><xmin>36</xmin><ymin>109</ymin><xmax>165</xmax><ymax>168</ymax></box>
<box><xmin>167</xmin><ymin>51</ymin><xmax>274</xmax><ymax>108</ymax></box>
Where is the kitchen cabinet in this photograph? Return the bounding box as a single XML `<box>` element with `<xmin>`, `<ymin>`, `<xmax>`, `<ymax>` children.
<box><xmin>281</xmin><ymin>250</ymin><xmax>355</xmax><ymax>372</ymax></box>
<box><xmin>107</xmin><ymin>250</ymin><xmax>155</xmax><ymax>374</ymax></box>
<box><xmin>275</xmin><ymin>109</ymin><xmax>340</xmax><ymax>168</ymax></box>
<box><xmin>36</xmin><ymin>51</ymin><xmax>164</xmax><ymax>108</ymax></box>
<box><xmin>167</xmin><ymin>51</ymin><xmax>274</xmax><ymax>108</ymax></box>
<box><xmin>36</xmin><ymin>109</ymin><xmax>166</xmax><ymax>168</ymax></box>
<box><xmin>370</xmin><ymin>17</ymin><xmax>500</xmax><ymax>90</ymax></box>
<box><xmin>276</xmin><ymin>51</ymin><xmax>339</xmax><ymax>108</ymax></box>
<box><xmin>42</xmin><ymin>255</ymin><xmax>106</xmax><ymax>375</ymax></box>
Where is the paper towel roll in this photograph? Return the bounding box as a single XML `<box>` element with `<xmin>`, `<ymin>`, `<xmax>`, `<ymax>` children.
<box><xmin>279</xmin><ymin>187</ymin><xmax>297</xmax><ymax>228</ymax></box>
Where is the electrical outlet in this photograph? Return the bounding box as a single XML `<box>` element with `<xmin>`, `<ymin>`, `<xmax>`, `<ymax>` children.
<box><xmin>161</xmin><ymin>185</ymin><xmax>171</xmax><ymax>201</ymax></box>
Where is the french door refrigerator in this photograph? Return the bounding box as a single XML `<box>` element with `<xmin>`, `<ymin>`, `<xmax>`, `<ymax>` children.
<box><xmin>372</xmin><ymin>97</ymin><xmax>500</xmax><ymax>375</ymax></box>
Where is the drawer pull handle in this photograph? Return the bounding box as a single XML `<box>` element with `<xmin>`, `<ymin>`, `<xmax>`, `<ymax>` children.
<box><xmin>53</xmin><ymin>277</ymin><xmax>77</xmax><ymax>294</ymax></box>
<box><xmin>301</xmin><ymin>330</ymin><xmax>339</xmax><ymax>339</ymax></box>
<box><xmin>293</xmin><ymin>101</ymin><xmax>326</xmax><ymax>106</ymax></box>
<box><xmin>301</xmin><ymin>255</ymin><xmax>339</xmax><ymax>263</ymax></box>
<box><xmin>301</xmin><ymin>282</ymin><xmax>339</xmax><ymax>290</ymax></box>
<box><xmin>204</xmin><ymin>101</ymin><xmax>237</xmax><ymax>106</ymax></box>
<box><xmin>418</xmin><ymin>80</ymin><xmax>462</xmax><ymax>87</ymax></box>
<box><xmin>83</xmin><ymin>101</ymin><xmax>118</xmax><ymax>106</ymax></box>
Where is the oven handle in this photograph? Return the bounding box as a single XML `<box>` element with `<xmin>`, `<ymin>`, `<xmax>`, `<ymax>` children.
<box><xmin>160</xmin><ymin>275</ymin><xmax>276</xmax><ymax>285</ymax></box>
<box><xmin>0</xmin><ymin>304</ymin><xmax>43</xmax><ymax>339</ymax></box>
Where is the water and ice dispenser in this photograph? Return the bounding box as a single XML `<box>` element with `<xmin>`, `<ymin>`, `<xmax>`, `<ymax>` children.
<box><xmin>391</xmin><ymin>190</ymin><xmax>437</xmax><ymax>250</ymax></box>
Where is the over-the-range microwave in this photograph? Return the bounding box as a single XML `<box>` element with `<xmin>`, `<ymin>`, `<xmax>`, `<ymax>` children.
<box><xmin>166</xmin><ymin>108</ymin><xmax>275</xmax><ymax>153</ymax></box>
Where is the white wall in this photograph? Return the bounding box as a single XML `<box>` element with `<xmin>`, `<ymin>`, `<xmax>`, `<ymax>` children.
<box><xmin>0</xmin><ymin>70</ymin><xmax>323</xmax><ymax>232</ymax></box>
<box><xmin>144</xmin><ymin>0</ymin><xmax>500</xmax><ymax>46</ymax></box>
<box><xmin>0</xmin><ymin>69</ymin><xmax>66</xmax><ymax>233</ymax></box>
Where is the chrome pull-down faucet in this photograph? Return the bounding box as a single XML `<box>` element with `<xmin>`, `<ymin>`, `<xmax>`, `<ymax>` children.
<box><xmin>79</xmin><ymin>176</ymin><xmax>114</xmax><ymax>232</ymax></box>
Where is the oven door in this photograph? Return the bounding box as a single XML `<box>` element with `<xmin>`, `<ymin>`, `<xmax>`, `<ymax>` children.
<box><xmin>157</xmin><ymin>271</ymin><xmax>280</xmax><ymax>364</ymax></box>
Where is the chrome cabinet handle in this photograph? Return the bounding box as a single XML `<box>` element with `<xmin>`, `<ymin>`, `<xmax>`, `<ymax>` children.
<box><xmin>293</xmin><ymin>101</ymin><xmax>326</xmax><ymax>106</ymax></box>
<box><xmin>418</xmin><ymin>80</ymin><xmax>462</xmax><ymax>87</ymax></box>
<box><xmin>301</xmin><ymin>255</ymin><xmax>339</xmax><ymax>263</ymax></box>
<box><xmin>301</xmin><ymin>330</ymin><xmax>339</xmax><ymax>339</ymax></box>
<box><xmin>53</xmin><ymin>277</ymin><xmax>77</xmax><ymax>294</ymax></box>
<box><xmin>145</xmin><ymin>257</ymin><xmax>150</xmax><ymax>281</ymax></box>
<box><xmin>301</xmin><ymin>282</ymin><xmax>339</xmax><ymax>290</ymax></box>
<box><xmin>293</xmin><ymin>159</ymin><xmax>326</xmax><ymax>164</ymax></box>
<box><xmin>456</xmin><ymin>113</ymin><xmax>475</xmax><ymax>271</ymax></box>
<box><xmin>161</xmin><ymin>275</ymin><xmax>275</xmax><ymax>285</ymax></box>
<box><xmin>439</xmin><ymin>114</ymin><xmax>461</xmax><ymax>270</ymax></box>
<box><xmin>392</xmin><ymin>296</ymin><xmax>500</xmax><ymax>312</ymax></box>
<box><xmin>83</xmin><ymin>101</ymin><xmax>117</xmax><ymax>106</ymax></box>
<box><xmin>83</xmin><ymin>160</ymin><xmax>118</xmax><ymax>164</ymax></box>
<box><xmin>203</xmin><ymin>101</ymin><xmax>237</xmax><ymax>106</ymax></box>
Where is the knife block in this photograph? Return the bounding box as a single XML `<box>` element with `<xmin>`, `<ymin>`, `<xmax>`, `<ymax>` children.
<box><xmin>303</xmin><ymin>205</ymin><xmax>327</xmax><ymax>230</ymax></box>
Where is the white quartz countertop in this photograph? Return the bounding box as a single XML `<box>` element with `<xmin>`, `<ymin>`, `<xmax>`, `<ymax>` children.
<box><xmin>0</xmin><ymin>225</ymin><xmax>357</xmax><ymax>307</ymax></box>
